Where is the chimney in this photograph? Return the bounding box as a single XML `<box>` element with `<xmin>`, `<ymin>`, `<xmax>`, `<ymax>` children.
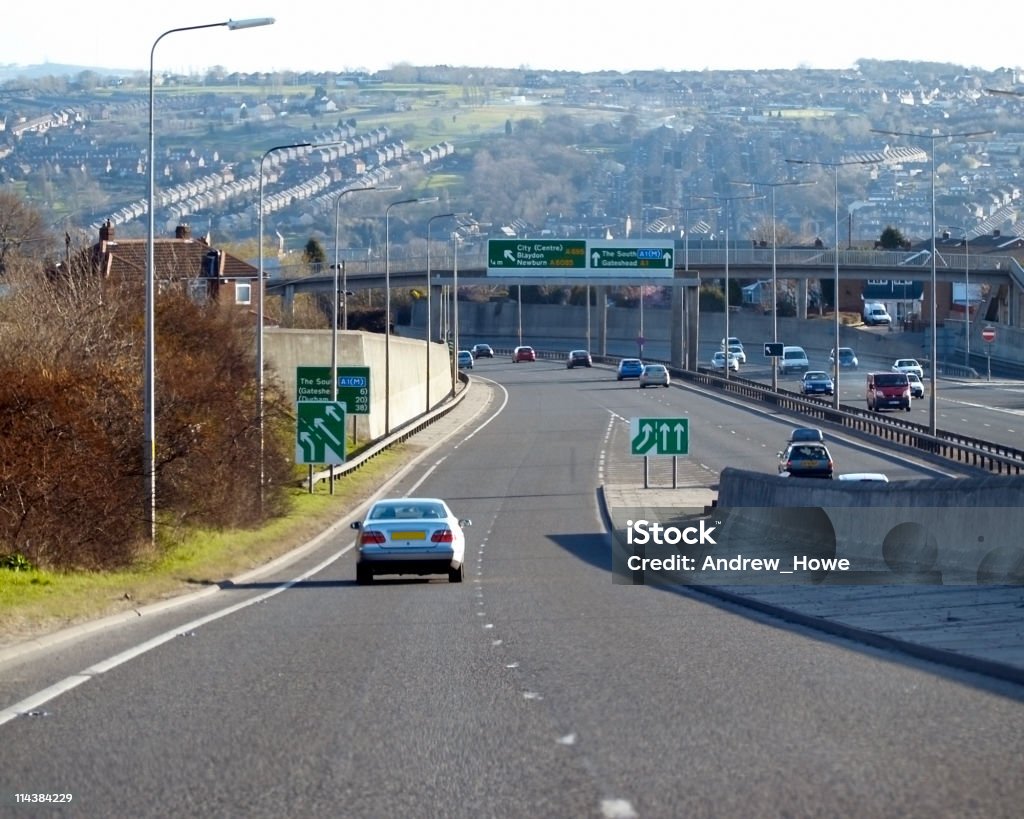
<box><xmin>175</xmin><ymin>224</ymin><xmax>192</xmax><ymax>240</ymax></box>
<box><xmin>99</xmin><ymin>220</ymin><xmax>115</xmax><ymax>242</ymax></box>
<box><xmin>993</xmin><ymin>229</ymin><xmax>1001</xmax><ymax>238</ymax></box>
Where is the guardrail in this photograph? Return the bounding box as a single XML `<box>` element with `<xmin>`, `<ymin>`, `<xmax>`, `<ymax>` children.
<box><xmin>305</xmin><ymin>373</ymin><xmax>470</xmax><ymax>488</ymax></box>
<box><xmin>303</xmin><ymin>349</ymin><xmax>1023</xmax><ymax>488</ymax></box>
<box><xmin>672</xmin><ymin>364</ymin><xmax>1024</xmax><ymax>475</ymax></box>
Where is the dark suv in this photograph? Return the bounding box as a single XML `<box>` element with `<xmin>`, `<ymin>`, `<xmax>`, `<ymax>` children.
<box><xmin>867</xmin><ymin>372</ymin><xmax>912</xmax><ymax>412</ymax></box>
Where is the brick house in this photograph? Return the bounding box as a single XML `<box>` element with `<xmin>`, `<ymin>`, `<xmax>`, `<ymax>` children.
<box><xmin>83</xmin><ymin>220</ymin><xmax>261</xmax><ymax>313</ymax></box>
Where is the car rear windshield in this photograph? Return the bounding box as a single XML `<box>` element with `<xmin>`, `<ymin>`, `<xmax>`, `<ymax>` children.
<box><xmin>874</xmin><ymin>373</ymin><xmax>908</xmax><ymax>386</ymax></box>
<box><xmin>784</xmin><ymin>350</ymin><xmax>804</xmax><ymax>359</ymax></box>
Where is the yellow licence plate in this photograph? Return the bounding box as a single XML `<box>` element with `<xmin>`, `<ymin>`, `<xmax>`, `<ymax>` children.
<box><xmin>392</xmin><ymin>531</ymin><xmax>426</xmax><ymax>540</ymax></box>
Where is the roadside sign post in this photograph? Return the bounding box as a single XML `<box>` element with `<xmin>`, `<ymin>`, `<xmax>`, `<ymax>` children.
<box><xmin>296</xmin><ymin>401</ymin><xmax>347</xmax><ymax>466</ymax></box>
<box><xmin>631</xmin><ymin>416</ymin><xmax>690</xmax><ymax>488</ymax></box>
<box><xmin>983</xmin><ymin>326</ymin><xmax>995</xmax><ymax>380</ymax></box>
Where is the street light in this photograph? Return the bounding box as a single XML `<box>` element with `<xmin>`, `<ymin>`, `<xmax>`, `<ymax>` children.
<box><xmin>427</xmin><ymin>212</ymin><xmax>466</xmax><ymax>412</ymax></box>
<box><xmin>786</xmin><ymin>158</ymin><xmax>879</xmax><ymax>408</ymax></box>
<box><xmin>871</xmin><ymin>128</ymin><xmax>993</xmax><ymax>435</ymax></box>
<box><xmin>694</xmin><ymin>194</ymin><xmax>763</xmax><ymax>379</ymax></box>
<box><xmin>941</xmin><ymin>226</ymin><xmax>974</xmax><ymax>367</ymax></box>
<box><xmin>384</xmin><ymin>196</ymin><xmax>438</xmax><ymax>435</ymax></box>
<box><xmin>255</xmin><ymin>141</ymin><xmax>312</xmax><ymax>510</ymax></box>
<box><xmin>332</xmin><ymin>185</ymin><xmax>398</xmax><ymax>394</ymax></box>
<box><xmin>146</xmin><ymin>16</ymin><xmax>274</xmax><ymax>543</ymax></box>
<box><xmin>728</xmin><ymin>178</ymin><xmax>817</xmax><ymax>391</ymax></box>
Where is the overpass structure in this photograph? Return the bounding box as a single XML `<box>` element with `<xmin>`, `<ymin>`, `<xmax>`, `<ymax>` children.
<box><xmin>266</xmin><ymin>246</ymin><xmax>1024</xmax><ymax>369</ymax></box>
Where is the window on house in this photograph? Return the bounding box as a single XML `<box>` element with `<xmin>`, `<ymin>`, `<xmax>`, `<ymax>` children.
<box><xmin>189</xmin><ymin>279</ymin><xmax>209</xmax><ymax>304</ymax></box>
<box><xmin>235</xmin><ymin>281</ymin><xmax>252</xmax><ymax>305</ymax></box>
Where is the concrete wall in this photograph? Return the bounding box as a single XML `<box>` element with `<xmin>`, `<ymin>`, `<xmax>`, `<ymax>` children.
<box><xmin>412</xmin><ymin>300</ymin><xmax>930</xmax><ymax>361</ymax></box>
<box><xmin>714</xmin><ymin>468</ymin><xmax>1024</xmax><ymax>583</ymax></box>
<box><xmin>265</xmin><ymin>328</ymin><xmax>454</xmax><ymax>440</ymax></box>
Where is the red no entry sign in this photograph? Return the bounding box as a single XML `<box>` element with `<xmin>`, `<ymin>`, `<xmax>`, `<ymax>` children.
<box><xmin>982</xmin><ymin>327</ymin><xmax>996</xmax><ymax>343</ymax></box>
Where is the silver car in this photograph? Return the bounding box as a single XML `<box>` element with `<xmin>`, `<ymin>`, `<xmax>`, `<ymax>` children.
<box><xmin>352</xmin><ymin>498</ymin><xmax>471</xmax><ymax>584</ymax></box>
<box><xmin>639</xmin><ymin>364</ymin><xmax>670</xmax><ymax>388</ymax></box>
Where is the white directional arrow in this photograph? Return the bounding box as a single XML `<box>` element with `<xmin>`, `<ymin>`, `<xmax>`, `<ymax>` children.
<box><xmin>503</xmin><ymin>249</ymin><xmax>516</xmax><ymax>262</ymax></box>
<box><xmin>633</xmin><ymin>422</ymin><xmax>655</xmax><ymax>454</ymax></box>
<box><xmin>326</xmin><ymin>404</ymin><xmax>346</xmax><ymax>421</ymax></box>
<box><xmin>591</xmin><ymin>250</ymin><xmax>602</xmax><ymax>266</ymax></box>
<box><xmin>314</xmin><ymin>417</ymin><xmax>344</xmax><ymax>447</ymax></box>
<box><xmin>662</xmin><ymin>252</ymin><xmax>672</xmax><ymax>267</ymax></box>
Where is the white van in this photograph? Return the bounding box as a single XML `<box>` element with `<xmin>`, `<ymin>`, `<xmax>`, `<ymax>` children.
<box><xmin>863</xmin><ymin>302</ymin><xmax>892</xmax><ymax>326</ymax></box>
<box><xmin>777</xmin><ymin>346</ymin><xmax>810</xmax><ymax>375</ymax></box>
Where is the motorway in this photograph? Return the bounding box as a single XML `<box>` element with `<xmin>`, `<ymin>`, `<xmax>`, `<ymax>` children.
<box><xmin>1</xmin><ymin>360</ymin><xmax>1022</xmax><ymax>817</ymax></box>
<box><xmin>458</xmin><ymin>330</ymin><xmax>1024</xmax><ymax>453</ymax></box>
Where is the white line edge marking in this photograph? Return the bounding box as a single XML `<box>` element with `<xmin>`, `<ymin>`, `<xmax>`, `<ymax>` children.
<box><xmin>2</xmin><ymin>381</ymin><xmax>513</xmax><ymax>727</ymax></box>
<box><xmin>0</xmin><ymin>546</ymin><xmax>350</xmax><ymax>726</ymax></box>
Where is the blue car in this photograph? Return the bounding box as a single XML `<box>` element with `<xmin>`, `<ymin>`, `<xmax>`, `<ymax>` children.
<box><xmin>616</xmin><ymin>358</ymin><xmax>644</xmax><ymax>380</ymax></box>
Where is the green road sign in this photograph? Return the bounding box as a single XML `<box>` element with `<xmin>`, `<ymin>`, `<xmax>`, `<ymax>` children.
<box><xmin>296</xmin><ymin>401</ymin><xmax>347</xmax><ymax>465</ymax></box>
<box><xmin>630</xmin><ymin>416</ymin><xmax>689</xmax><ymax>456</ymax></box>
<box><xmin>487</xmin><ymin>239</ymin><xmax>587</xmax><ymax>273</ymax></box>
<box><xmin>297</xmin><ymin>365</ymin><xmax>370</xmax><ymax>415</ymax></box>
<box><xmin>588</xmin><ymin>241</ymin><xmax>674</xmax><ymax>276</ymax></box>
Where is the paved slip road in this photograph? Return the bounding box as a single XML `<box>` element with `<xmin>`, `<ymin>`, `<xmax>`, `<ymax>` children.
<box><xmin>1</xmin><ymin>361</ymin><xmax>1022</xmax><ymax>818</ymax></box>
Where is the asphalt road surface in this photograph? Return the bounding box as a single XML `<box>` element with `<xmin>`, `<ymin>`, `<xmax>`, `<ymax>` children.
<box><xmin>1</xmin><ymin>362</ymin><xmax>1022</xmax><ymax>818</ymax></box>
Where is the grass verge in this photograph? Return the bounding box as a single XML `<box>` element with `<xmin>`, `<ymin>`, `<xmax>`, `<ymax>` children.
<box><xmin>0</xmin><ymin>447</ymin><xmax>410</xmax><ymax>647</ymax></box>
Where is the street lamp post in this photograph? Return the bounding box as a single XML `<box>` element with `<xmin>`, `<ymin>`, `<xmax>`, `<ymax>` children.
<box><xmin>728</xmin><ymin>179</ymin><xmax>817</xmax><ymax>391</ymax></box>
<box><xmin>427</xmin><ymin>212</ymin><xmax>465</xmax><ymax>411</ymax></box>
<box><xmin>146</xmin><ymin>16</ymin><xmax>274</xmax><ymax>543</ymax></box>
<box><xmin>787</xmin><ymin>158</ymin><xmax>879</xmax><ymax>408</ymax></box>
<box><xmin>332</xmin><ymin>185</ymin><xmax>395</xmax><ymax>396</ymax></box>
<box><xmin>695</xmin><ymin>194</ymin><xmax>763</xmax><ymax>379</ymax></box>
<box><xmin>384</xmin><ymin>196</ymin><xmax>438</xmax><ymax>436</ymax></box>
<box><xmin>871</xmin><ymin>128</ymin><xmax>993</xmax><ymax>435</ymax></box>
<box><xmin>256</xmin><ymin>141</ymin><xmax>311</xmax><ymax>510</ymax></box>
<box><xmin>943</xmin><ymin>226</ymin><xmax>973</xmax><ymax>367</ymax></box>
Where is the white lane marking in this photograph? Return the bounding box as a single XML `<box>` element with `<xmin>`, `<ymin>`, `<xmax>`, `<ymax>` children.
<box><xmin>404</xmin><ymin>378</ymin><xmax>510</xmax><ymax>496</ymax></box>
<box><xmin>522</xmin><ymin>691</ymin><xmax>543</xmax><ymax>701</ymax></box>
<box><xmin>557</xmin><ymin>733</ymin><xmax>577</xmax><ymax>746</ymax></box>
<box><xmin>0</xmin><ymin>545</ymin><xmax>350</xmax><ymax>726</ymax></box>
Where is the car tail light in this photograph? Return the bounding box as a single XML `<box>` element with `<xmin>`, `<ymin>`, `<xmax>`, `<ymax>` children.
<box><xmin>360</xmin><ymin>530</ymin><xmax>386</xmax><ymax>545</ymax></box>
<box><xmin>431</xmin><ymin>529</ymin><xmax>454</xmax><ymax>543</ymax></box>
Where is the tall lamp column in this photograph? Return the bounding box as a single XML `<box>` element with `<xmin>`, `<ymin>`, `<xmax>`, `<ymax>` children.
<box><xmin>871</xmin><ymin>127</ymin><xmax>992</xmax><ymax>435</ymax></box>
<box><xmin>384</xmin><ymin>196</ymin><xmax>438</xmax><ymax>436</ymax></box>
<box><xmin>146</xmin><ymin>17</ymin><xmax>274</xmax><ymax>543</ymax></box>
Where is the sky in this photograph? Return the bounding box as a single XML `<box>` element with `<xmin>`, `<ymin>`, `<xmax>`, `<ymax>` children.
<box><xmin>2</xmin><ymin>1</ymin><xmax>1021</xmax><ymax>77</ymax></box>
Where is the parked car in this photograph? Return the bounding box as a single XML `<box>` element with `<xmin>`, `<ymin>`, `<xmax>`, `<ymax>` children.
<box><xmin>616</xmin><ymin>358</ymin><xmax>645</xmax><ymax>380</ymax></box>
<box><xmin>710</xmin><ymin>351</ymin><xmax>740</xmax><ymax>372</ymax></box>
<box><xmin>892</xmin><ymin>358</ymin><xmax>924</xmax><ymax>379</ymax></box>
<box><xmin>778</xmin><ymin>442</ymin><xmax>834</xmax><ymax>479</ymax></box>
<box><xmin>777</xmin><ymin>346</ymin><xmax>810</xmax><ymax>375</ymax></box>
<box><xmin>352</xmin><ymin>498</ymin><xmax>471</xmax><ymax>584</ymax></box>
<box><xmin>906</xmin><ymin>371</ymin><xmax>925</xmax><ymax>399</ymax></box>
<box><xmin>566</xmin><ymin>349</ymin><xmax>593</xmax><ymax>368</ymax></box>
<box><xmin>867</xmin><ymin>371</ymin><xmax>912</xmax><ymax>412</ymax></box>
<box><xmin>800</xmin><ymin>370</ymin><xmax>835</xmax><ymax>396</ymax></box>
<box><xmin>512</xmin><ymin>346</ymin><xmax>536</xmax><ymax>363</ymax></box>
<box><xmin>829</xmin><ymin>347</ymin><xmax>859</xmax><ymax>369</ymax></box>
<box><xmin>639</xmin><ymin>363</ymin><xmax>670</xmax><ymax>388</ymax></box>
<box><xmin>471</xmin><ymin>343</ymin><xmax>494</xmax><ymax>359</ymax></box>
<box><xmin>457</xmin><ymin>350</ymin><xmax>474</xmax><ymax>369</ymax></box>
